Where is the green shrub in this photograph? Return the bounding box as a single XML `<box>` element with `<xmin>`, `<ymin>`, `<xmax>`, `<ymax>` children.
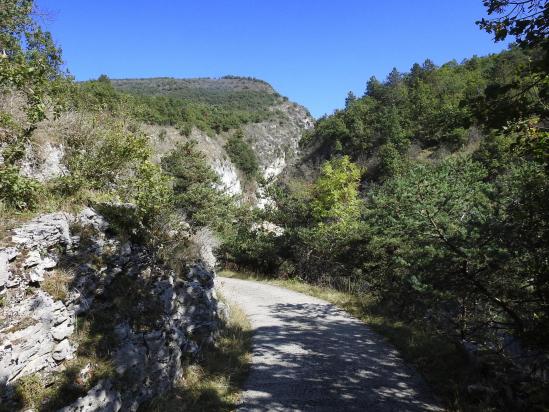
<box><xmin>1</xmin><ymin>141</ymin><xmax>26</xmax><ymax>165</ymax></box>
<box><xmin>131</xmin><ymin>161</ymin><xmax>173</xmax><ymax>225</ymax></box>
<box><xmin>14</xmin><ymin>374</ymin><xmax>45</xmax><ymax>409</ymax></box>
<box><xmin>162</xmin><ymin>142</ymin><xmax>234</xmax><ymax>231</ymax></box>
<box><xmin>0</xmin><ymin>165</ymin><xmax>42</xmax><ymax>210</ymax></box>
<box><xmin>311</xmin><ymin>156</ymin><xmax>361</xmax><ymax>223</ymax></box>
<box><xmin>221</xmin><ymin>224</ymin><xmax>281</xmax><ymax>274</ymax></box>
<box><xmin>49</xmin><ymin>174</ymin><xmax>86</xmax><ymax>197</ymax></box>
<box><xmin>219</xmin><ymin>205</ymin><xmax>282</xmax><ymax>274</ymax></box>
<box><xmin>63</xmin><ymin>118</ymin><xmax>150</xmax><ymax>191</ymax></box>
<box><xmin>224</xmin><ymin>130</ymin><xmax>259</xmax><ymax>178</ymax></box>
<box><xmin>377</xmin><ymin>143</ymin><xmax>403</xmax><ymax>178</ymax></box>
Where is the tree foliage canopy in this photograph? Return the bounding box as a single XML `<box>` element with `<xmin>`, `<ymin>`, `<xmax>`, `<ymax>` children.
<box><xmin>477</xmin><ymin>0</ymin><xmax>549</xmax><ymax>48</ymax></box>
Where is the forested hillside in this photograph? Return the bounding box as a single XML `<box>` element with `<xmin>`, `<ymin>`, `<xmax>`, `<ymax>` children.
<box><xmin>221</xmin><ymin>1</ymin><xmax>549</xmax><ymax>409</ymax></box>
<box><xmin>294</xmin><ymin>45</ymin><xmax>546</xmax><ymax>181</ymax></box>
<box><xmin>106</xmin><ymin>76</ymin><xmax>282</xmax><ymax>136</ymax></box>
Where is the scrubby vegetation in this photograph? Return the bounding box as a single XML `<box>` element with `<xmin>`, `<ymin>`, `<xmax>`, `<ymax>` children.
<box><xmin>0</xmin><ymin>165</ymin><xmax>42</xmax><ymax>210</ymax></box>
<box><xmin>72</xmin><ymin>75</ymin><xmax>280</xmax><ymax>137</ymax></box>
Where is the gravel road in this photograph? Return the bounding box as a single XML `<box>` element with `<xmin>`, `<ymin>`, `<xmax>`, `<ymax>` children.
<box><xmin>216</xmin><ymin>276</ymin><xmax>443</xmax><ymax>412</ymax></box>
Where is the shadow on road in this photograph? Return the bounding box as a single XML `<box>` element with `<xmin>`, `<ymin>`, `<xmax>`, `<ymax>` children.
<box><xmin>239</xmin><ymin>302</ymin><xmax>440</xmax><ymax>411</ymax></box>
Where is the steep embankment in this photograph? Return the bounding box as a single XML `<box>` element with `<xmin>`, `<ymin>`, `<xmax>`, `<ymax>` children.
<box><xmin>0</xmin><ymin>73</ymin><xmax>314</xmax><ymax>410</ymax></box>
<box><xmin>0</xmin><ymin>207</ymin><xmax>219</xmax><ymax>411</ymax></box>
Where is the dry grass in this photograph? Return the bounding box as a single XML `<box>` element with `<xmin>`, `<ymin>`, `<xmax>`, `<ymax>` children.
<box><xmin>0</xmin><ymin>89</ymin><xmax>29</xmax><ymax>140</ymax></box>
<box><xmin>12</xmin><ymin>374</ymin><xmax>44</xmax><ymax>410</ymax></box>
<box><xmin>7</xmin><ymin>356</ymin><xmax>116</xmax><ymax>412</ymax></box>
<box><xmin>42</xmin><ymin>268</ymin><xmax>74</xmax><ymax>302</ymax></box>
<box><xmin>0</xmin><ymin>205</ymin><xmax>38</xmax><ymax>246</ymax></box>
<box><xmin>3</xmin><ymin>316</ymin><xmax>38</xmax><ymax>334</ymax></box>
<box><xmin>142</xmin><ymin>293</ymin><xmax>252</xmax><ymax>412</ymax></box>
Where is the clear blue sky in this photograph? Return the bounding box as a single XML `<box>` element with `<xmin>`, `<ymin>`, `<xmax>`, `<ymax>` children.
<box><xmin>36</xmin><ymin>0</ymin><xmax>509</xmax><ymax>118</ymax></box>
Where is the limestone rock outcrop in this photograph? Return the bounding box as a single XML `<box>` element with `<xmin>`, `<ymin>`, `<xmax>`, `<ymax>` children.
<box><xmin>0</xmin><ymin>207</ymin><xmax>219</xmax><ymax>411</ymax></box>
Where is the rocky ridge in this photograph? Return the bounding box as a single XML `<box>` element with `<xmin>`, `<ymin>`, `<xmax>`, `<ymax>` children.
<box><xmin>145</xmin><ymin>99</ymin><xmax>313</xmax><ymax>203</ymax></box>
<box><xmin>119</xmin><ymin>76</ymin><xmax>314</xmax><ymax>201</ymax></box>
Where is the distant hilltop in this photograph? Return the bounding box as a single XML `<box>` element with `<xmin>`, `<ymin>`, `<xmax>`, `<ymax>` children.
<box><xmin>110</xmin><ymin>76</ymin><xmax>276</xmax><ymax>97</ymax></box>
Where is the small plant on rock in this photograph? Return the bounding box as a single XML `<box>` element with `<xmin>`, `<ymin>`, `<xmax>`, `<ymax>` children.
<box><xmin>42</xmin><ymin>269</ymin><xmax>73</xmax><ymax>302</ymax></box>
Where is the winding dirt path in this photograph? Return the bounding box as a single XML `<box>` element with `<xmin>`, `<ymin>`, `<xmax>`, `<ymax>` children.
<box><xmin>217</xmin><ymin>276</ymin><xmax>442</xmax><ymax>412</ymax></box>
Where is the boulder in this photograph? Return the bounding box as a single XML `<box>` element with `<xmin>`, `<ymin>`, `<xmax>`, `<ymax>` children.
<box><xmin>59</xmin><ymin>380</ymin><xmax>122</xmax><ymax>412</ymax></box>
<box><xmin>12</xmin><ymin>212</ymin><xmax>72</xmax><ymax>249</ymax></box>
<box><xmin>52</xmin><ymin>339</ymin><xmax>73</xmax><ymax>362</ymax></box>
<box><xmin>78</xmin><ymin>207</ymin><xmax>109</xmax><ymax>232</ymax></box>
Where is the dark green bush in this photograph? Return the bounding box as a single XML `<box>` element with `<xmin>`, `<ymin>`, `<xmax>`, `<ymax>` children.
<box><xmin>0</xmin><ymin>165</ymin><xmax>42</xmax><ymax>210</ymax></box>
<box><xmin>224</xmin><ymin>130</ymin><xmax>259</xmax><ymax>178</ymax></box>
<box><xmin>162</xmin><ymin>142</ymin><xmax>234</xmax><ymax>232</ymax></box>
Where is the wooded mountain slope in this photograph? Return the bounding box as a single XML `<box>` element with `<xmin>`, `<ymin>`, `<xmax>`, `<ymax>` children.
<box><xmin>222</xmin><ymin>33</ymin><xmax>549</xmax><ymax>411</ymax></box>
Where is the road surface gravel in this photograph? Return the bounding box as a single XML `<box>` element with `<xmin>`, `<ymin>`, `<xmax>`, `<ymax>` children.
<box><xmin>217</xmin><ymin>276</ymin><xmax>443</xmax><ymax>412</ymax></box>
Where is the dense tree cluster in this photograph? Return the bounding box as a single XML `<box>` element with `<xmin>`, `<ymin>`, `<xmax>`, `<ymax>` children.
<box><xmin>303</xmin><ymin>45</ymin><xmax>546</xmax><ymax>183</ymax></box>
<box><xmin>162</xmin><ymin>141</ymin><xmax>234</xmax><ymax>231</ymax></box>
<box><xmin>221</xmin><ymin>4</ymin><xmax>549</xmax><ymax>408</ymax></box>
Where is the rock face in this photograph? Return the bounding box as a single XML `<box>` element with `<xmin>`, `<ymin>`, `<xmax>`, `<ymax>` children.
<box><xmin>0</xmin><ymin>292</ymin><xmax>76</xmax><ymax>383</ymax></box>
<box><xmin>212</xmin><ymin>156</ymin><xmax>242</xmax><ymax>196</ymax></box>
<box><xmin>141</xmin><ymin>83</ymin><xmax>314</xmax><ymax>201</ymax></box>
<box><xmin>145</xmin><ymin>101</ymin><xmax>313</xmax><ymax>202</ymax></box>
<box><xmin>0</xmin><ymin>208</ymin><xmax>219</xmax><ymax>411</ymax></box>
<box><xmin>189</xmin><ymin>227</ymin><xmax>220</xmax><ymax>270</ymax></box>
<box><xmin>20</xmin><ymin>142</ymin><xmax>67</xmax><ymax>182</ymax></box>
<box><xmin>59</xmin><ymin>380</ymin><xmax>122</xmax><ymax>412</ymax></box>
<box><xmin>12</xmin><ymin>211</ymin><xmax>72</xmax><ymax>249</ymax></box>
<box><xmin>245</xmin><ymin>100</ymin><xmax>314</xmax><ymax>181</ymax></box>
